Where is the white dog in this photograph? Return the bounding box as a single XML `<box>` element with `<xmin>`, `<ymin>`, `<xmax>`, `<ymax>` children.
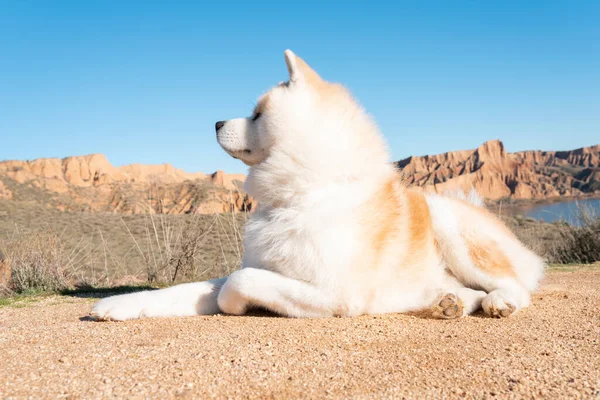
<box><xmin>91</xmin><ymin>50</ymin><xmax>544</xmax><ymax>321</ymax></box>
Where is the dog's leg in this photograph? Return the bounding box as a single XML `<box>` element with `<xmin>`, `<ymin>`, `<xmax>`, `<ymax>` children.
<box><xmin>431</xmin><ymin>287</ymin><xmax>487</xmax><ymax>319</ymax></box>
<box><xmin>217</xmin><ymin>268</ymin><xmax>337</xmax><ymax>318</ymax></box>
<box><xmin>90</xmin><ymin>278</ymin><xmax>227</xmax><ymax>321</ymax></box>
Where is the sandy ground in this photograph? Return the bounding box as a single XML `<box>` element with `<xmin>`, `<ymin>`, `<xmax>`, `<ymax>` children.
<box><xmin>0</xmin><ymin>268</ymin><xmax>599</xmax><ymax>399</ymax></box>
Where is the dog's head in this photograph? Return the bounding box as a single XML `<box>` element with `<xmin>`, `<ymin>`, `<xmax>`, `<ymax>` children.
<box><xmin>216</xmin><ymin>50</ymin><xmax>380</xmax><ymax>166</ymax></box>
<box><xmin>215</xmin><ymin>50</ymin><xmax>390</xmax><ymax>204</ymax></box>
<box><xmin>215</xmin><ymin>50</ymin><xmax>327</xmax><ymax>166</ymax></box>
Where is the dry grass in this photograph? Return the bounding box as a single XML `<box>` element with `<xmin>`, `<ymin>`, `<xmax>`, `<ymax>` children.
<box><xmin>0</xmin><ymin>199</ymin><xmax>246</xmax><ymax>294</ymax></box>
<box><xmin>1</xmin><ymin>229</ymin><xmax>72</xmax><ymax>293</ymax></box>
<box><xmin>128</xmin><ymin>210</ymin><xmax>246</xmax><ymax>284</ymax></box>
<box><xmin>505</xmin><ymin>203</ymin><xmax>600</xmax><ymax>265</ymax></box>
<box><xmin>503</xmin><ymin>216</ymin><xmax>568</xmax><ymax>261</ymax></box>
<box><xmin>550</xmin><ymin>203</ymin><xmax>600</xmax><ymax>264</ymax></box>
<box><xmin>1</xmin><ymin>196</ymin><xmax>599</xmax><ymax>296</ymax></box>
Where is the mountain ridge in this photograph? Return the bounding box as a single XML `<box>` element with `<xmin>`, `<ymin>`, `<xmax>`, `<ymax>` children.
<box><xmin>0</xmin><ymin>154</ymin><xmax>251</xmax><ymax>214</ymax></box>
<box><xmin>1</xmin><ymin>140</ymin><xmax>598</xmax><ymax>214</ymax></box>
<box><xmin>396</xmin><ymin>140</ymin><xmax>600</xmax><ymax>200</ymax></box>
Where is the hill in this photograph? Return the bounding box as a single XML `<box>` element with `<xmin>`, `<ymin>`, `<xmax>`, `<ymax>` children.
<box><xmin>0</xmin><ymin>155</ymin><xmax>252</xmax><ymax>214</ymax></box>
<box><xmin>1</xmin><ymin>141</ymin><xmax>598</xmax><ymax>215</ymax></box>
<box><xmin>396</xmin><ymin>140</ymin><xmax>600</xmax><ymax>200</ymax></box>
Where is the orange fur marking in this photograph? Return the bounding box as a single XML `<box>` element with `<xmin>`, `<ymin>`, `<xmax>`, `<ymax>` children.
<box><xmin>452</xmin><ymin>198</ymin><xmax>518</xmax><ymax>277</ymax></box>
<box><xmin>295</xmin><ymin>56</ymin><xmax>324</xmax><ymax>88</ymax></box>
<box><xmin>405</xmin><ymin>189</ymin><xmax>433</xmax><ymax>250</ymax></box>
<box><xmin>371</xmin><ymin>179</ymin><xmax>402</xmax><ymax>253</ymax></box>
<box><xmin>465</xmin><ymin>237</ymin><xmax>516</xmax><ymax>278</ymax></box>
<box><xmin>294</xmin><ymin>55</ymin><xmax>349</xmax><ymax>100</ymax></box>
<box><xmin>366</xmin><ymin>182</ymin><xmax>435</xmax><ymax>271</ymax></box>
<box><xmin>254</xmin><ymin>94</ymin><xmax>271</xmax><ymax>115</ymax></box>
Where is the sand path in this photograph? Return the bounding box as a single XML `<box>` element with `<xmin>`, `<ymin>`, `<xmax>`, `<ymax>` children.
<box><xmin>1</xmin><ymin>268</ymin><xmax>598</xmax><ymax>399</ymax></box>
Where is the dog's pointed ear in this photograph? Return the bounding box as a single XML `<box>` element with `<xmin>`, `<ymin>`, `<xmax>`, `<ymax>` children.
<box><xmin>284</xmin><ymin>49</ymin><xmax>322</xmax><ymax>85</ymax></box>
<box><xmin>284</xmin><ymin>49</ymin><xmax>301</xmax><ymax>82</ymax></box>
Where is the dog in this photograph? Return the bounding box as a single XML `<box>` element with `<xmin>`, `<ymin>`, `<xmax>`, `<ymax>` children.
<box><xmin>91</xmin><ymin>50</ymin><xmax>544</xmax><ymax>321</ymax></box>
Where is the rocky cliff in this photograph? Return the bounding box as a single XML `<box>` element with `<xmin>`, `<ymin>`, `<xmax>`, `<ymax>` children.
<box><xmin>0</xmin><ymin>155</ymin><xmax>252</xmax><ymax>214</ymax></box>
<box><xmin>396</xmin><ymin>140</ymin><xmax>600</xmax><ymax>200</ymax></box>
<box><xmin>1</xmin><ymin>141</ymin><xmax>598</xmax><ymax>214</ymax></box>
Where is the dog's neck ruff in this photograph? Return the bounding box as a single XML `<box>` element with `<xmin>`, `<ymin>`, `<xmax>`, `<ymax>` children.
<box><xmin>245</xmin><ymin>159</ymin><xmax>397</xmax><ymax>211</ymax></box>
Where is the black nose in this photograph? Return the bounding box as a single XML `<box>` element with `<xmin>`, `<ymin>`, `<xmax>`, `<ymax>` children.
<box><xmin>215</xmin><ymin>121</ymin><xmax>225</xmax><ymax>131</ymax></box>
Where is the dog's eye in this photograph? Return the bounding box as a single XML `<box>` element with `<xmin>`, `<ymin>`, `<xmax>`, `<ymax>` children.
<box><xmin>252</xmin><ymin>113</ymin><xmax>262</xmax><ymax>122</ymax></box>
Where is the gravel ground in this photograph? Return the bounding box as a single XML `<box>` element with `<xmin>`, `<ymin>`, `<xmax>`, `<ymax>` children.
<box><xmin>1</xmin><ymin>268</ymin><xmax>599</xmax><ymax>399</ymax></box>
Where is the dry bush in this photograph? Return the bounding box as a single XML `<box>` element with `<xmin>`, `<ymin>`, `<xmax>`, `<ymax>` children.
<box><xmin>0</xmin><ymin>229</ymin><xmax>72</xmax><ymax>293</ymax></box>
<box><xmin>0</xmin><ymin>250</ymin><xmax>10</xmax><ymax>296</ymax></box>
<box><xmin>130</xmin><ymin>213</ymin><xmax>212</xmax><ymax>283</ymax></box>
<box><xmin>0</xmin><ymin>198</ymin><xmax>249</xmax><ymax>289</ymax></box>
<box><xmin>123</xmin><ymin>207</ymin><xmax>246</xmax><ymax>284</ymax></box>
<box><xmin>0</xmin><ymin>225</ymin><xmax>123</xmax><ymax>294</ymax></box>
<box><xmin>551</xmin><ymin>204</ymin><xmax>600</xmax><ymax>264</ymax></box>
<box><xmin>507</xmin><ymin>203</ymin><xmax>600</xmax><ymax>264</ymax></box>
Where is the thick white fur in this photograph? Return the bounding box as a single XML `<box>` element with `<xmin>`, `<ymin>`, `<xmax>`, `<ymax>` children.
<box><xmin>91</xmin><ymin>50</ymin><xmax>545</xmax><ymax>321</ymax></box>
<box><xmin>443</xmin><ymin>188</ymin><xmax>485</xmax><ymax>208</ymax></box>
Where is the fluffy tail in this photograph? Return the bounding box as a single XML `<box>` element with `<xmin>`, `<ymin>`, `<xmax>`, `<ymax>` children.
<box><xmin>442</xmin><ymin>188</ymin><xmax>485</xmax><ymax>207</ymax></box>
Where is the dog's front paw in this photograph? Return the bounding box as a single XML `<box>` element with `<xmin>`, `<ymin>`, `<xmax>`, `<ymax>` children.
<box><xmin>90</xmin><ymin>292</ymin><xmax>149</xmax><ymax>321</ymax></box>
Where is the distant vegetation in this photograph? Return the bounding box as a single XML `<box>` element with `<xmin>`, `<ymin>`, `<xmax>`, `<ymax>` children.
<box><xmin>0</xmin><ymin>200</ymin><xmax>245</xmax><ymax>295</ymax></box>
<box><xmin>0</xmin><ymin>199</ymin><xmax>599</xmax><ymax>296</ymax></box>
<box><xmin>550</xmin><ymin>205</ymin><xmax>600</xmax><ymax>264</ymax></box>
<box><xmin>503</xmin><ymin>201</ymin><xmax>600</xmax><ymax>265</ymax></box>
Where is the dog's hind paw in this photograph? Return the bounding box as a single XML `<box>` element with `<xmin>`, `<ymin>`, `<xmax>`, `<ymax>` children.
<box><xmin>482</xmin><ymin>291</ymin><xmax>516</xmax><ymax>318</ymax></box>
<box><xmin>431</xmin><ymin>293</ymin><xmax>464</xmax><ymax>319</ymax></box>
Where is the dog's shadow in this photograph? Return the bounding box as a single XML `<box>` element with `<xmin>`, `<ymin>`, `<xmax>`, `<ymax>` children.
<box><xmin>79</xmin><ymin>301</ymin><xmax>490</xmax><ymax>322</ymax></box>
<box><xmin>62</xmin><ymin>285</ymin><xmax>157</xmax><ymax>300</ymax></box>
<box><xmin>68</xmin><ymin>286</ymin><xmax>158</xmax><ymax>323</ymax></box>
<box><xmin>404</xmin><ymin>309</ymin><xmax>490</xmax><ymax>320</ymax></box>
<box><xmin>78</xmin><ymin>303</ymin><xmax>280</xmax><ymax>323</ymax></box>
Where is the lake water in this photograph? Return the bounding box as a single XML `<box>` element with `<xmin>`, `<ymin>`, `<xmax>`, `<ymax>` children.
<box><xmin>521</xmin><ymin>198</ymin><xmax>600</xmax><ymax>225</ymax></box>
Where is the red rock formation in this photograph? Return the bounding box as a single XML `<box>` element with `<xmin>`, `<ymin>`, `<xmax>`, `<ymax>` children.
<box><xmin>0</xmin><ymin>155</ymin><xmax>253</xmax><ymax>214</ymax></box>
<box><xmin>396</xmin><ymin>140</ymin><xmax>600</xmax><ymax>200</ymax></box>
<box><xmin>0</xmin><ymin>141</ymin><xmax>598</xmax><ymax>214</ymax></box>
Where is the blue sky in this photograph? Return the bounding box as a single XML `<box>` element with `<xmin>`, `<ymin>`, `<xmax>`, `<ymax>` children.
<box><xmin>0</xmin><ymin>1</ymin><xmax>598</xmax><ymax>174</ymax></box>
